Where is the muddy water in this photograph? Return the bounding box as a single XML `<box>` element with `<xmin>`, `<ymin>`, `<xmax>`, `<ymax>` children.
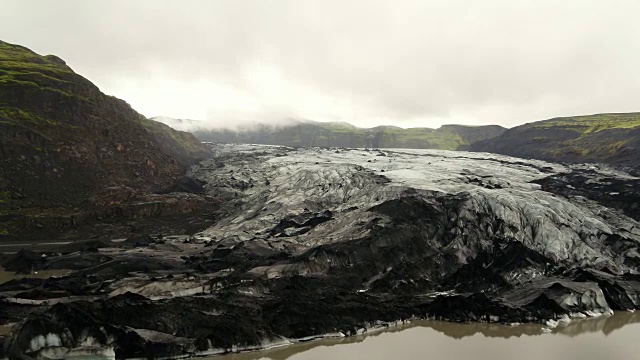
<box><xmin>0</xmin><ymin>267</ymin><xmax>70</xmax><ymax>285</ymax></box>
<box><xmin>0</xmin><ymin>325</ymin><xmax>12</xmax><ymax>336</ymax></box>
<box><xmin>214</xmin><ymin>312</ymin><xmax>640</xmax><ymax>360</ymax></box>
<box><xmin>0</xmin><ymin>268</ymin><xmax>72</xmax><ymax>336</ymax></box>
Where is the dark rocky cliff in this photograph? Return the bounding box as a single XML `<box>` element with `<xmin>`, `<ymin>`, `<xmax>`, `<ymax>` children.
<box><xmin>0</xmin><ymin>40</ymin><xmax>212</xmax><ymax>239</ymax></box>
<box><xmin>469</xmin><ymin>113</ymin><xmax>640</xmax><ymax>170</ymax></box>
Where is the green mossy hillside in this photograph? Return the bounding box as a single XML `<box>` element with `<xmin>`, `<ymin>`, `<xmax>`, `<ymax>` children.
<box><xmin>176</xmin><ymin>119</ymin><xmax>506</xmax><ymax>151</ymax></box>
<box><xmin>0</xmin><ymin>40</ymin><xmax>210</xmax><ymax>239</ymax></box>
<box><xmin>470</xmin><ymin>113</ymin><xmax>640</xmax><ymax>169</ymax></box>
<box><xmin>532</xmin><ymin>113</ymin><xmax>640</xmax><ymax>131</ymax></box>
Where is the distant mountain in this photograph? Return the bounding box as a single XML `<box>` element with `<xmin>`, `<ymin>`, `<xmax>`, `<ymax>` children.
<box><xmin>470</xmin><ymin>113</ymin><xmax>640</xmax><ymax>170</ymax></box>
<box><xmin>0</xmin><ymin>40</ymin><xmax>210</xmax><ymax>237</ymax></box>
<box><xmin>150</xmin><ymin>117</ymin><xmax>506</xmax><ymax>151</ymax></box>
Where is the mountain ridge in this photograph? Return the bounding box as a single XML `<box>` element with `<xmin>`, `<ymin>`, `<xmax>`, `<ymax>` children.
<box><xmin>152</xmin><ymin>111</ymin><xmax>640</xmax><ymax>170</ymax></box>
<box><xmin>470</xmin><ymin>112</ymin><xmax>640</xmax><ymax>170</ymax></box>
<box><xmin>151</xmin><ymin>116</ymin><xmax>507</xmax><ymax>150</ymax></box>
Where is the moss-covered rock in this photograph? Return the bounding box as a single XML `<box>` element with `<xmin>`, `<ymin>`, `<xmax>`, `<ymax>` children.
<box><xmin>0</xmin><ymin>40</ymin><xmax>211</xmax><ymax>239</ymax></box>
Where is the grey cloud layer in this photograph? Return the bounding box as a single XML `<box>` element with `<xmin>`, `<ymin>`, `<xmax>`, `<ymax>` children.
<box><xmin>2</xmin><ymin>0</ymin><xmax>640</xmax><ymax>128</ymax></box>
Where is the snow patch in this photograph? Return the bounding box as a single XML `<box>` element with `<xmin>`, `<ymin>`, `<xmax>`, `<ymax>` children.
<box><xmin>29</xmin><ymin>333</ymin><xmax>61</xmax><ymax>353</ymax></box>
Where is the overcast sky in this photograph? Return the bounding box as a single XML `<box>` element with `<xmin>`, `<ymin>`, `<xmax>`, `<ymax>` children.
<box><xmin>2</xmin><ymin>0</ymin><xmax>640</xmax><ymax>129</ymax></box>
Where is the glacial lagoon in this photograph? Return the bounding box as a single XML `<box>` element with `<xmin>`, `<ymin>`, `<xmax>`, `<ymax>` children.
<box><xmin>214</xmin><ymin>312</ymin><xmax>640</xmax><ymax>360</ymax></box>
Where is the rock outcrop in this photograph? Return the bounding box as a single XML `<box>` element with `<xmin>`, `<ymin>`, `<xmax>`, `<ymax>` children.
<box><xmin>3</xmin><ymin>145</ymin><xmax>640</xmax><ymax>359</ymax></box>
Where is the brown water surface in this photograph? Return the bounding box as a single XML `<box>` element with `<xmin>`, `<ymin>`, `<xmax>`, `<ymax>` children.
<box><xmin>0</xmin><ymin>325</ymin><xmax>12</xmax><ymax>336</ymax></box>
<box><xmin>0</xmin><ymin>268</ymin><xmax>72</xmax><ymax>337</ymax></box>
<box><xmin>214</xmin><ymin>312</ymin><xmax>640</xmax><ymax>360</ymax></box>
<box><xmin>0</xmin><ymin>267</ymin><xmax>71</xmax><ymax>284</ymax></box>
<box><xmin>0</xmin><ymin>267</ymin><xmax>70</xmax><ymax>285</ymax></box>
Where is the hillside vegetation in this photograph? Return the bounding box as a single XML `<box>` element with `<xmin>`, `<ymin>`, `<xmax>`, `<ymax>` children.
<box><xmin>0</xmin><ymin>40</ymin><xmax>211</xmax><ymax>238</ymax></box>
<box><xmin>470</xmin><ymin>113</ymin><xmax>640</xmax><ymax>170</ymax></box>
<box><xmin>153</xmin><ymin>117</ymin><xmax>506</xmax><ymax>151</ymax></box>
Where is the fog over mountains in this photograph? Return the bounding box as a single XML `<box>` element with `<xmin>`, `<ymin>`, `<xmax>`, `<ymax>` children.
<box><xmin>151</xmin><ymin>116</ymin><xmax>506</xmax><ymax>150</ymax></box>
<box><xmin>3</xmin><ymin>1</ymin><xmax>640</xmax><ymax>128</ymax></box>
<box><xmin>152</xmin><ymin>113</ymin><xmax>640</xmax><ymax>170</ymax></box>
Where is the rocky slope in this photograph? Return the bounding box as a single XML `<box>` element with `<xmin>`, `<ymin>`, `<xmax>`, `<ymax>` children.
<box><xmin>151</xmin><ymin>117</ymin><xmax>506</xmax><ymax>150</ymax></box>
<box><xmin>469</xmin><ymin>113</ymin><xmax>640</xmax><ymax>170</ymax></box>
<box><xmin>3</xmin><ymin>144</ymin><xmax>640</xmax><ymax>359</ymax></box>
<box><xmin>0</xmin><ymin>40</ymin><xmax>214</xmax><ymax>240</ymax></box>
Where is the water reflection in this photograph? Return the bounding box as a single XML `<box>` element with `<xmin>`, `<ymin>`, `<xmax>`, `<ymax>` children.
<box><xmin>429</xmin><ymin>311</ymin><xmax>640</xmax><ymax>339</ymax></box>
<box><xmin>214</xmin><ymin>311</ymin><xmax>640</xmax><ymax>360</ymax></box>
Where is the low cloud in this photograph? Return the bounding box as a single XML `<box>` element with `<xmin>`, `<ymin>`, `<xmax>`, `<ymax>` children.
<box><xmin>2</xmin><ymin>0</ymin><xmax>640</xmax><ymax>128</ymax></box>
